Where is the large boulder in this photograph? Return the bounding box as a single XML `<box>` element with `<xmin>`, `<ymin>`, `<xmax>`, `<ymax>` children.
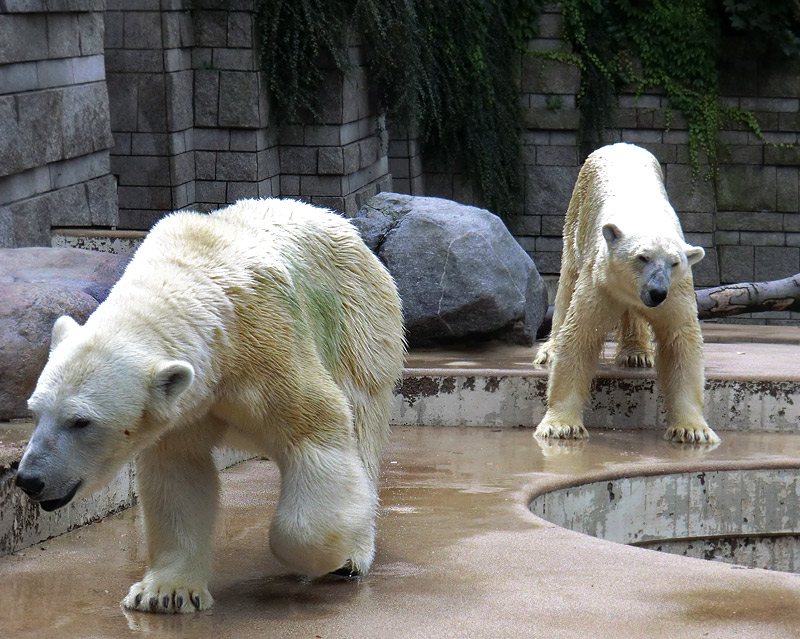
<box><xmin>0</xmin><ymin>248</ymin><xmax>129</xmax><ymax>420</ymax></box>
<box><xmin>351</xmin><ymin>192</ymin><xmax>548</xmax><ymax>347</ymax></box>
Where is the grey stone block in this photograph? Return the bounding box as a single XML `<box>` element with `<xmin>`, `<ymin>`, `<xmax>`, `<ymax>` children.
<box><xmin>281</xmin><ymin>147</ymin><xmax>317</xmax><ymax>175</ymax></box>
<box><xmin>107</xmin><ymin>72</ymin><xmax>138</xmax><ymax>132</ymax></box>
<box><xmin>778</xmin><ymin>168</ymin><xmax>800</xmax><ymax>213</ymax></box>
<box><xmin>194</xmin><ymin>70</ymin><xmax>220</xmax><ymax>128</ymax></box>
<box><xmin>754</xmin><ymin>246</ymin><xmax>799</xmax><ymax>281</ymax></box>
<box><xmin>194</xmin><ymin>127</ymin><xmax>229</xmax><ymax>151</ymax></box>
<box><xmin>0</xmin><ymin>207</ymin><xmax>13</xmax><ymax>247</ymax></box>
<box><xmin>0</xmin><ymin>14</ymin><xmax>47</xmax><ymax>65</ymax></box>
<box><xmin>72</xmin><ymin>55</ymin><xmax>106</xmax><ymax>84</ymax></box>
<box><xmin>318</xmin><ymin>147</ymin><xmax>344</xmax><ymax>174</ymax></box>
<box><xmin>194</xmin><ymin>180</ymin><xmax>226</xmax><ymax>203</ymax></box>
<box><xmin>130</xmin><ymin>132</ymin><xmax>169</xmax><ymax>156</ymax></box>
<box><xmin>717</xmin><ymin>211</ymin><xmax>783</xmax><ymax>232</ymax></box>
<box><xmin>61</xmin><ymin>83</ymin><xmax>113</xmax><ymax>159</ymax></box>
<box><xmin>212</xmin><ymin>48</ymin><xmax>254</xmax><ymax>71</ymax></box>
<box><xmin>104</xmin><ymin>10</ymin><xmax>123</xmax><ymax>49</ymax></box>
<box><xmin>521</xmin><ymin>56</ymin><xmax>580</xmax><ymax>94</ymax></box>
<box><xmin>525</xmin><ymin>165</ymin><xmax>579</xmax><ymax>217</ymax></box>
<box><xmin>105</xmin><ymin>49</ymin><xmax>164</xmax><ymax>73</ymax></box>
<box><xmin>226</xmin><ymin>181</ymin><xmax>258</xmax><ymax>202</ymax></box>
<box><xmin>739</xmin><ymin>231</ymin><xmax>786</xmax><ymax>246</ymax></box>
<box><xmin>0</xmin><ymin>61</ymin><xmax>39</xmax><ymax>95</ymax></box>
<box><xmin>676</xmin><ymin>212</ymin><xmax>713</xmax><ymax>233</ymax></box>
<box><xmin>714</xmin><ymin>231</ymin><xmax>740</xmax><ymax>245</ymax></box>
<box><xmin>195</xmin><ymin>11</ymin><xmax>227</xmax><ymax>47</ymax></box>
<box><xmin>47</xmin><ymin>13</ymin><xmax>81</xmax><ymax>59</ymax></box>
<box><xmin>78</xmin><ymin>12</ymin><xmax>104</xmax><ymax>56</ymax></box>
<box><xmin>717</xmin><ymin>165</ymin><xmax>776</xmax><ymax>211</ymax></box>
<box><xmin>215</xmin><ymin>151</ymin><xmax>257</xmax><ymax>181</ymax></box>
<box><xmin>36</xmin><ymin>57</ymin><xmax>73</xmax><ymax>89</ymax></box>
<box><xmin>765</xmin><ymin>145</ymin><xmax>800</xmax><ymax>166</ymax></box>
<box><xmin>47</xmin><ymin>182</ymin><xmax>91</xmax><ymax>226</ymax></box>
<box><xmin>691</xmin><ymin>247</ymin><xmax>719</xmax><ymax>287</ymax></box>
<box><xmin>166</xmin><ymin>70</ymin><xmax>193</xmax><ymax>131</ymax></box>
<box><xmin>50</xmin><ymin>152</ymin><xmax>109</xmax><ymax>189</ymax></box>
<box><xmin>227</xmin><ymin>12</ymin><xmax>252</xmax><ymax>47</ymax></box>
<box><xmin>300</xmin><ymin>175</ymin><xmax>343</xmax><ymax>196</ymax></box>
<box><xmin>280</xmin><ymin>175</ymin><xmax>299</xmax><ymax>195</ymax></box>
<box><xmin>719</xmin><ymin>245</ymin><xmax>753</xmax><ymax>284</ymax></box>
<box><xmin>195</xmin><ymin>151</ymin><xmax>216</xmax><ymax>180</ymax></box>
<box><xmin>136</xmin><ymin>73</ymin><xmax>167</xmax><ymax>132</ymax></box>
<box><xmin>535</xmin><ymin>145</ymin><xmax>578</xmax><ymax>167</ymax></box>
<box><xmin>218</xmin><ymin>71</ymin><xmax>260</xmax><ymax>128</ymax></box>
<box><xmin>230</xmin><ymin>130</ymin><xmax>259</xmax><ymax>152</ymax></box>
<box><xmin>521</xmin><ymin>107</ymin><xmax>580</xmax><ymax>130</ymax></box>
<box><xmin>169</xmin><ymin>152</ymin><xmax>194</xmax><ymax>185</ymax></box>
<box><xmin>665</xmin><ymin>164</ymin><xmax>717</xmax><ymax>213</ymax></box>
<box><xmin>7</xmin><ymin>197</ymin><xmax>50</xmax><ymax>246</ymax></box>
<box><xmin>86</xmin><ymin>174</ymin><xmax>119</xmax><ymax>226</ymax></box>
<box><xmin>112</xmin><ymin>155</ymin><xmax>170</xmax><ymax>186</ymax></box>
<box><xmin>117</xmin><ymin>184</ymin><xmax>172</xmax><ymax>209</ymax></box>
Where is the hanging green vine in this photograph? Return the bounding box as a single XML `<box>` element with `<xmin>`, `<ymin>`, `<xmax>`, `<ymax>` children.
<box><xmin>255</xmin><ymin>0</ymin><xmax>546</xmax><ymax>217</ymax></box>
<box><xmin>557</xmin><ymin>0</ymin><xmax>799</xmax><ymax>176</ymax></box>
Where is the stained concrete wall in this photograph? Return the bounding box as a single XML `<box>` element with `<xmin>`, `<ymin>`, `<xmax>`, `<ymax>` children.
<box><xmin>0</xmin><ymin>0</ymin><xmax>118</xmax><ymax>247</ymax></box>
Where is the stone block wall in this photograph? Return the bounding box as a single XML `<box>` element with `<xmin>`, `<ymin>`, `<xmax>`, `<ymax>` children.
<box><xmin>105</xmin><ymin>2</ymin><xmax>388</xmax><ymax>227</ymax></box>
<box><xmin>0</xmin><ymin>0</ymin><xmax>117</xmax><ymax>247</ymax></box>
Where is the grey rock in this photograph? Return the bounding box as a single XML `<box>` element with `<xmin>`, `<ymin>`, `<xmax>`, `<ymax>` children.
<box><xmin>352</xmin><ymin>192</ymin><xmax>548</xmax><ymax>346</ymax></box>
<box><xmin>0</xmin><ymin>248</ymin><xmax>129</xmax><ymax>420</ymax></box>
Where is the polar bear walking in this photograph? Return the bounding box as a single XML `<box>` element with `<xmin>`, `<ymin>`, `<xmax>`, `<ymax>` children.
<box><xmin>534</xmin><ymin>143</ymin><xmax>718</xmax><ymax>444</ymax></box>
<box><xmin>15</xmin><ymin>198</ymin><xmax>406</xmax><ymax>613</ymax></box>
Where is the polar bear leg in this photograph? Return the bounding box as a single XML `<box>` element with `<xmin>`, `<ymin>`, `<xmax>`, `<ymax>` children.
<box><xmin>122</xmin><ymin>427</ymin><xmax>220</xmax><ymax>614</ymax></box>
<box><xmin>615</xmin><ymin>310</ymin><xmax>655</xmax><ymax>368</ymax></box>
<box><xmin>535</xmin><ymin>247</ymin><xmax>579</xmax><ymax>367</ymax></box>
<box><xmin>650</xmin><ymin>293</ymin><xmax>720</xmax><ymax>444</ymax></box>
<box><xmin>535</xmin><ymin>284</ymin><xmax>620</xmax><ymax>439</ymax></box>
<box><xmin>269</xmin><ymin>437</ymin><xmax>377</xmax><ymax>578</ymax></box>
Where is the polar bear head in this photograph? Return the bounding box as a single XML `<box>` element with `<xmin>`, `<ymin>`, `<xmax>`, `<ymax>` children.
<box><xmin>602</xmin><ymin>223</ymin><xmax>705</xmax><ymax>308</ymax></box>
<box><xmin>15</xmin><ymin>315</ymin><xmax>195</xmax><ymax>511</ymax></box>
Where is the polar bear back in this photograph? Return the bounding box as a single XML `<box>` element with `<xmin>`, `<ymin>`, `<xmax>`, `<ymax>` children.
<box><xmin>567</xmin><ymin>143</ymin><xmax>684</xmax><ymax>263</ymax></box>
<box><xmin>96</xmin><ymin>198</ymin><xmax>404</xmax><ymax>408</ymax></box>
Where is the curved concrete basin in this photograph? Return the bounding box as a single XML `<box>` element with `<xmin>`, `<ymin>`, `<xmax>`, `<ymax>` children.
<box><xmin>531</xmin><ymin>468</ymin><xmax>800</xmax><ymax>572</ymax></box>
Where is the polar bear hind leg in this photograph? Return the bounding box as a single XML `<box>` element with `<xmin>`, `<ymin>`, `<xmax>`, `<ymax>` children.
<box><xmin>615</xmin><ymin>310</ymin><xmax>655</xmax><ymax>368</ymax></box>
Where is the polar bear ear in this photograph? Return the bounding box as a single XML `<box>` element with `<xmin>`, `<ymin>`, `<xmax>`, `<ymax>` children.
<box><xmin>685</xmin><ymin>244</ymin><xmax>705</xmax><ymax>266</ymax></box>
<box><xmin>602</xmin><ymin>223</ymin><xmax>623</xmax><ymax>247</ymax></box>
<box><xmin>50</xmin><ymin>315</ymin><xmax>80</xmax><ymax>352</ymax></box>
<box><xmin>151</xmin><ymin>360</ymin><xmax>195</xmax><ymax>408</ymax></box>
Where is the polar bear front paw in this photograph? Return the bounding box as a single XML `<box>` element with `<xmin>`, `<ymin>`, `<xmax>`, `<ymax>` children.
<box><xmin>664</xmin><ymin>423</ymin><xmax>721</xmax><ymax>445</ymax></box>
<box><xmin>533</xmin><ymin>342</ymin><xmax>554</xmax><ymax>366</ymax></box>
<box><xmin>122</xmin><ymin>578</ymin><xmax>213</xmax><ymax>614</ymax></box>
<box><xmin>534</xmin><ymin>421</ymin><xmax>588</xmax><ymax>440</ymax></box>
<box><xmin>616</xmin><ymin>351</ymin><xmax>654</xmax><ymax>368</ymax></box>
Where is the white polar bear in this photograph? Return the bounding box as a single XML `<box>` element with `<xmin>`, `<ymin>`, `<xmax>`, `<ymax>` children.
<box><xmin>15</xmin><ymin>198</ymin><xmax>406</xmax><ymax>613</ymax></box>
<box><xmin>534</xmin><ymin>143</ymin><xmax>719</xmax><ymax>444</ymax></box>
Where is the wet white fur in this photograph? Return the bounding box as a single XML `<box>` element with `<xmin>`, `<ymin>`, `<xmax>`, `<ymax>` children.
<box><xmin>533</xmin><ymin>143</ymin><xmax>718</xmax><ymax>444</ymax></box>
<box><xmin>25</xmin><ymin>198</ymin><xmax>405</xmax><ymax>613</ymax></box>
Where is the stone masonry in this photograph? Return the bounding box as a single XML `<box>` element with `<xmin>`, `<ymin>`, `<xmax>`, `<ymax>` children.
<box><xmin>0</xmin><ymin>0</ymin><xmax>118</xmax><ymax>247</ymax></box>
<box><xmin>105</xmin><ymin>1</ymin><xmax>388</xmax><ymax>228</ymax></box>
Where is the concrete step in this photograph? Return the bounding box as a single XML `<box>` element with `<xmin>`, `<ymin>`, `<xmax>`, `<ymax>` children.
<box><xmin>51</xmin><ymin>228</ymin><xmax>146</xmax><ymax>256</ymax></box>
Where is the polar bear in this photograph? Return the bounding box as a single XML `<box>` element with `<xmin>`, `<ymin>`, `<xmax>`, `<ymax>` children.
<box><xmin>15</xmin><ymin>198</ymin><xmax>406</xmax><ymax>613</ymax></box>
<box><xmin>533</xmin><ymin>143</ymin><xmax>718</xmax><ymax>444</ymax></box>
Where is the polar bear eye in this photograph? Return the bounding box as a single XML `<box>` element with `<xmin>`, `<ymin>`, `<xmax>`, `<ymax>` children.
<box><xmin>671</xmin><ymin>261</ymin><xmax>679</xmax><ymax>268</ymax></box>
<box><xmin>72</xmin><ymin>418</ymin><xmax>91</xmax><ymax>429</ymax></box>
<box><xmin>637</xmin><ymin>255</ymin><xmax>649</xmax><ymax>263</ymax></box>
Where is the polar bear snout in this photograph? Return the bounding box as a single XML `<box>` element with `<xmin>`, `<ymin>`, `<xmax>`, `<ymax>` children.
<box><xmin>639</xmin><ymin>262</ymin><xmax>671</xmax><ymax>307</ymax></box>
<box><xmin>15</xmin><ymin>469</ymin><xmax>45</xmax><ymax>498</ymax></box>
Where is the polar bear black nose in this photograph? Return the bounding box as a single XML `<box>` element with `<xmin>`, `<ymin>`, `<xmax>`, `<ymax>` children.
<box><xmin>647</xmin><ymin>287</ymin><xmax>668</xmax><ymax>307</ymax></box>
<box><xmin>15</xmin><ymin>471</ymin><xmax>45</xmax><ymax>498</ymax></box>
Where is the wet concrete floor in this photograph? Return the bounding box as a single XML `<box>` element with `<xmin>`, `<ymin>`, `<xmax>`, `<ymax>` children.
<box><xmin>2</xmin><ymin>426</ymin><xmax>800</xmax><ymax>638</ymax></box>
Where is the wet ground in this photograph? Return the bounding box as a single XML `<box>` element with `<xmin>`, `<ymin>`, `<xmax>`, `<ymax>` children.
<box><xmin>2</xmin><ymin>426</ymin><xmax>800</xmax><ymax>639</ymax></box>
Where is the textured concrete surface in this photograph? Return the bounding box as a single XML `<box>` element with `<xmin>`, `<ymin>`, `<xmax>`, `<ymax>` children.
<box><xmin>2</xmin><ymin>427</ymin><xmax>800</xmax><ymax>638</ymax></box>
<box><xmin>394</xmin><ymin>324</ymin><xmax>800</xmax><ymax>431</ymax></box>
